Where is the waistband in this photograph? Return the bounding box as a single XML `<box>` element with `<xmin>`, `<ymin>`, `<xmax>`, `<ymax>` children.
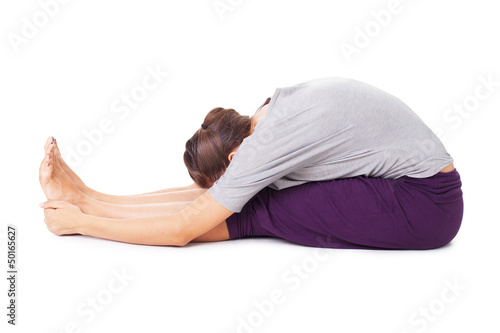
<box><xmin>398</xmin><ymin>169</ymin><xmax>462</xmax><ymax>203</ymax></box>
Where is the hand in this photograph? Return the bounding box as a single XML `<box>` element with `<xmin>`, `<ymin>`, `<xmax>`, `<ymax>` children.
<box><xmin>41</xmin><ymin>200</ymin><xmax>84</xmax><ymax>236</ymax></box>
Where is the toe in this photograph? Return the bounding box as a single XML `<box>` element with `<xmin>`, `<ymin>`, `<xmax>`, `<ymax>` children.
<box><xmin>44</xmin><ymin>137</ymin><xmax>53</xmax><ymax>152</ymax></box>
<box><xmin>53</xmin><ymin>140</ymin><xmax>62</xmax><ymax>158</ymax></box>
<box><xmin>40</xmin><ymin>154</ymin><xmax>54</xmax><ymax>182</ymax></box>
<box><xmin>45</xmin><ymin>142</ymin><xmax>54</xmax><ymax>155</ymax></box>
<box><xmin>47</xmin><ymin>144</ymin><xmax>55</xmax><ymax>158</ymax></box>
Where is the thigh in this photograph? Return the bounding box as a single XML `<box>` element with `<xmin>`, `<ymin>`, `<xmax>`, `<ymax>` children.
<box><xmin>191</xmin><ymin>221</ymin><xmax>230</xmax><ymax>243</ymax></box>
<box><xmin>227</xmin><ymin>175</ymin><xmax>453</xmax><ymax>249</ymax></box>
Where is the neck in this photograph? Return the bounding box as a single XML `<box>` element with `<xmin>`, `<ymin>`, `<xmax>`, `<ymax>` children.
<box><xmin>250</xmin><ymin>116</ymin><xmax>257</xmax><ymax>135</ymax></box>
<box><xmin>250</xmin><ymin>104</ymin><xmax>268</xmax><ymax>134</ymax></box>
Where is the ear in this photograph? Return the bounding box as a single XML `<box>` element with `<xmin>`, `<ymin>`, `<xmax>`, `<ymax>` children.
<box><xmin>228</xmin><ymin>147</ymin><xmax>239</xmax><ymax>162</ymax></box>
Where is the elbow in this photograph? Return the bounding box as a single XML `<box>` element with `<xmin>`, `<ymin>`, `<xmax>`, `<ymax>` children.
<box><xmin>168</xmin><ymin>224</ymin><xmax>190</xmax><ymax>247</ymax></box>
<box><xmin>161</xmin><ymin>235</ymin><xmax>188</xmax><ymax>247</ymax></box>
<box><xmin>172</xmin><ymin>236</ymin><xmax>189</xmax><ymax>247</ymax></box>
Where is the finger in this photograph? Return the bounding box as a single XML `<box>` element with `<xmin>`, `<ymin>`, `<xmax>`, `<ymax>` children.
<box><xmin>40</xmin><ymin>200</ymin><xmax>66</xmax><ymax>209</ymax></box>
<box><xmin>43</xmin><ymin>217</ymin><xmax>52</xmax><ymax>231</ymax></box>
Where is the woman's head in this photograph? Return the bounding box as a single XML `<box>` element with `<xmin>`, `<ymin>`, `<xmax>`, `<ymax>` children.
<box><xmin>184</xmin><ymin>107</ymin><xmax>252</xmax><ymax>188</ymax></box>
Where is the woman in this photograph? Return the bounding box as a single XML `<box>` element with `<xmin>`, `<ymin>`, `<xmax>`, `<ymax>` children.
<box><xmin>40</xmin><ymin>77</ymin><xmax>463</xmax><ymax>249</ymax></box>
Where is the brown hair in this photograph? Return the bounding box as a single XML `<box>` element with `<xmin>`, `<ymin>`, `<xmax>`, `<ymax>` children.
<box><xmin>183</xmin><ymin>107</ymin><xmax>252</xmax><ymax>188</ymax></box>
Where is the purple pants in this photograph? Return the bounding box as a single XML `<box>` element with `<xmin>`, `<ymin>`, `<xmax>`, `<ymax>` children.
<box><xmin>225</xmin><ymin>170</ymin><xmax>463</xmax><ymax>249</ymax></box>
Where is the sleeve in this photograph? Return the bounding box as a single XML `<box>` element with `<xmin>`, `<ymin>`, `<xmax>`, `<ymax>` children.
<box><xmin>207</xmin><ymin>136</ymin><xmax>290</xmax><ymax>212</ymax></box>
<box><xmin>207</xmin><ymin>107</ymin><xmax>322</xmax><ymax>213</ymax></box>
<box><xmin>207</xmin><ymin>81</ymin><xmax>344</xmax><ymax>213</ymax></box>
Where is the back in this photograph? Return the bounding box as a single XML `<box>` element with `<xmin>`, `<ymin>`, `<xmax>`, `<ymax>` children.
<box><xmin>208</xmin><ymin>77</ymin><xmax>453</xmax><ymax>213</ymax></box>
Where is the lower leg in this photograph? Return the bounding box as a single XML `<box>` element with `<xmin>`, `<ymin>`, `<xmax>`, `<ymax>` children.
<box><xmin>39</xmin><ymin>149</ymin><xmax>203</xmax><ymax>218</ymax></box>
<box><xmin>93</xmin><ymin>189</ymin><xmax>207</xmax><ymax>205</ymax></box>
<box><xmin>39</xmin><ymin>141</ymin><xmax>229</xmax><ymax>240</ymax></box>
<box><xmin>79</xmin><ymin>196</ymin><xmax>193</xmax><ymax>219</ymax></box>
<box><xmin>45</xmin><ymin>137</ymin><xmax>206</xmax><ymax>205</ymax></box>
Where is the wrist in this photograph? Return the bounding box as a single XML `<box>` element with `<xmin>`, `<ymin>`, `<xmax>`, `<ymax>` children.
<box><xmin>75</xmin><ymin>212</ymin><xmax>94</xmax><ymax>236</ymax></box>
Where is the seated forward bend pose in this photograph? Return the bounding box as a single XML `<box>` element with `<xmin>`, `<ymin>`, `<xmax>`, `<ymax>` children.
<box><xmin>40</xmin><ymin>77</ymin><xmax>463</xmax><ymax>249</ymax></box>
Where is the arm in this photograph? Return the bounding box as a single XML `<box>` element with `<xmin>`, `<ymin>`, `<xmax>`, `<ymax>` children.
<box><xmin>43</xmin><ymin>192</ymin><xmax>233</xmax><ymax>246</ymax></box>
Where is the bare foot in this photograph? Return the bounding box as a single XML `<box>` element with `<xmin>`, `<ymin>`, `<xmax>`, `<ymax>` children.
<box><xmin>39</xmin><ymin>142</ymin><xmax>83</xmax><ymax>204</ymax></box>
<box><xmin>43</xmin><ymin>137</ymin><xmax>90</xmax><ymax>194</ymax></box>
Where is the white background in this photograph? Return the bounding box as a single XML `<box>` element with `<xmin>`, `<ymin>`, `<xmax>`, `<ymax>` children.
<box><xmin>1</xmin><ymin>0</ymin><xmax>499</xmax><ymax>332</ymax></box>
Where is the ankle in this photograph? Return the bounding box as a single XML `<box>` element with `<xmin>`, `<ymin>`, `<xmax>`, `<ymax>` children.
<box><xmin>75</xmin><ymin>193</ymin><xmax>93</xmax><ymax>215</ymax></box>
<box><xmin>84</xmin><ymin>186</ymin><xmax>99</xmax><ymax>199</ymax></box>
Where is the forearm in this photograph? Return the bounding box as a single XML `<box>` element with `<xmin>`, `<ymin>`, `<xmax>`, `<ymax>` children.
<box><xmin>77</xmin><ymin>214</ymin><xmax>186</xmax><ymax>246</ymax></box>
<box><xmin>44</xmin><ymin>192</ymin><xmax>233</xmax><ymax>246</ymax></box>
